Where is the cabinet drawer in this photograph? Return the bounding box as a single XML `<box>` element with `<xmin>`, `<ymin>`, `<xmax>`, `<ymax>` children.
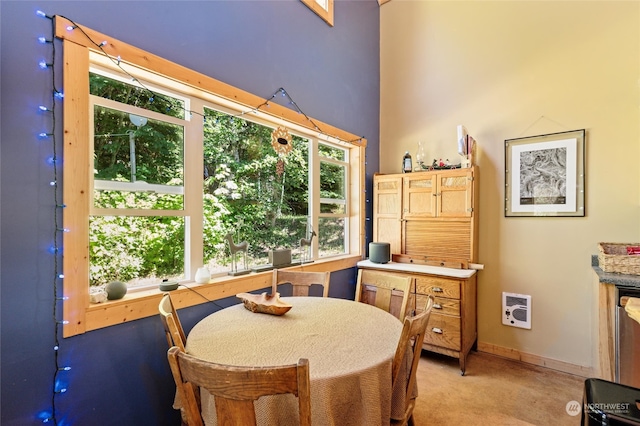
<box><xmin>414</xmin><ymin>294</ymin><xmax>460</xmax><ymax>316</ymax></box>
<box><xmin>424</xmin><ymin>313</ymin><xmax>461</xmax><ymax>351</ymax></box>
<box><xmin>415</xmin><ymin>277</ymin><xmax>460</xmax><ymax>299</ymax></box>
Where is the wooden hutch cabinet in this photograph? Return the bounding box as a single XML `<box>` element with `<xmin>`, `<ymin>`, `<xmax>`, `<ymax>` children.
<box><xmin>364</xmin><ymin>166</ymin><xmax>480</xmax><ymax>375</ymax></box>
<box><xmin>373</xmin><ymin>167</ymin><xmax>478</xmax><ymax>268</ymax></box>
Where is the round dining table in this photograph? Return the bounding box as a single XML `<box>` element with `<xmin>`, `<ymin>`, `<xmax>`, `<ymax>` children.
<box><xmin>186</xmin><ymin>296</ymin><xmax>408</xmax><ymax>426</ymax></box>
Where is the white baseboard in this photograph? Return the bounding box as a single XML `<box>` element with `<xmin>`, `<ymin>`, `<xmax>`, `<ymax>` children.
<box><xmin>477</xmin><ymin>341</ymin><xmax>596</xmax><ymax>378</ymax></box>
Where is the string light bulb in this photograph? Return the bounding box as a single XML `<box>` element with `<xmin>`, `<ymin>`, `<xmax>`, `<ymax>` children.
<box><xmin>36</xmin><ymin>10</ymin><xmax>52</xmax><ymax>19</ymax></box>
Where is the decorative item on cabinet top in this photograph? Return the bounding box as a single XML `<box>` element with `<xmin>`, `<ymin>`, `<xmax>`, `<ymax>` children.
<box><xmin>457</xmin><ymin>125</ymin><xmax>476</xmax><ymax>169</ymax></box>
<box><xmin>369</xmin><ymin>242</ymin><xmax>391</xmax><ymax>264</ymax></box>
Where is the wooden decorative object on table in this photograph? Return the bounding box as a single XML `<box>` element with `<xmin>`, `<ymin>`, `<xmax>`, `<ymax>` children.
<box><xmin>236</xmin><ymin>292</ymin><xmax>293</xmax><ymax>316</ymax></box>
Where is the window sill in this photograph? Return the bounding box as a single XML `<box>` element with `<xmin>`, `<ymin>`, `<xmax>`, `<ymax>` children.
<box><xmin>79</xmin><ymin>255</ymin><xmax>361</xmax><ymax>335</ymax></box>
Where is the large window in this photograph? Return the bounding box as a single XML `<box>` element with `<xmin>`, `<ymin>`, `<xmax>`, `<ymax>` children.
<box><xmin>87</xmin><ymin>67</ymin><xmax>352</xmax><ymax>288</ymax></box>
<box><xmin>59</xmin><ymin>17</ymin><xmax>365</xmax><ymax>336</ymax></box>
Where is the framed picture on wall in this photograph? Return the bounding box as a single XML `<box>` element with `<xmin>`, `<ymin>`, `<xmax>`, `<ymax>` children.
<box><xmin>505</xmin><ymin>129</ymin><xmax>585</xmax><ymax>217</ymax></box>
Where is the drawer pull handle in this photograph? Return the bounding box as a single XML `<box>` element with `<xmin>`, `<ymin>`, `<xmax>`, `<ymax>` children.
<box><xmin>431</xmin><ymin>287</ymin><xmax>443</xmax><ymax>293</ymax></box>
<box><xmin>432</xmin><ymin>327</ymin><xmax>443</xmax><ymax>334</ymax></box>
<box><xmin>433</xmin><ymin>303</ymin><xmax>442</xmax><ymax>309</ymax></box>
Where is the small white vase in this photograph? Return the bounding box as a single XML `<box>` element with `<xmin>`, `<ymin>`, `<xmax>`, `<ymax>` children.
<box><xmin>194</xmin><ymin>266</ymin><xmax>211</xmax><ymax>284</ymax></box>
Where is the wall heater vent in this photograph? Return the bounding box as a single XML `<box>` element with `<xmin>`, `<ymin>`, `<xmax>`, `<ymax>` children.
<box><xmin>502</xmin><ymin>292</ymin><xmax>531</xmax><ymax>329</ymax></box>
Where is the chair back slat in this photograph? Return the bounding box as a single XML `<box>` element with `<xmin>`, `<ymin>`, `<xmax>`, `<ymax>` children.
<box><xmin>272</xmin><ymin>269</ymin><xmax>331</xmax><ymax>298</ymax></box>
<box><xmin>355</xmin><ymin>269</ymin><xmax>413</xmax><ymax>320</ymax></box>
<box><xmin>215</xmin><ymin>398</ymin><xmax>257</xmax><ymax>426</ymax></box>
<box><xmin>159</xmin><ymin>293</ymin><xmax>187</xmax><ymax>351</ymax></box>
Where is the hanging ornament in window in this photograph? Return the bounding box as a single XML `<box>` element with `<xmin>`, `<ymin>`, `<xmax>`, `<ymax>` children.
<box><xmin>271</xmin><ymin>126</ymin><xmax>292</xmax><ymax>177</ymax></box>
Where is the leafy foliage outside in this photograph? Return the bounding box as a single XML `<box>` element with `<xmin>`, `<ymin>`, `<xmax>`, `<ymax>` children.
<box><xmin>89</xmin><ymin>73</ymin><xmax>346</xmax><ymax>287</ymax></box>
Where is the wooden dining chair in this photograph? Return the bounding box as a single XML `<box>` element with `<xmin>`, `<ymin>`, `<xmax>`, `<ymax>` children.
<box><xmin>355</xmin><ymin>269</ymin><xmax>413</xmax><ymax>320</ymax></box>
<box><xmin>167</xmin><ymin>346</ymin><xmax>312</xmax><ymax>426</ymax></box>
<box><xmin>272</xmin><ymin>269</ymin><xmax>331</xmax><ymax>298</ymax></box>
<box><xmin>159</xmin><ymin>293</ymin><xmax>187</xmax><ymax>351</ymax></box>
<box><xmin>391</xmin><ymin>295</ymin><xmax>434</xmax><ymax>426</ymax></box>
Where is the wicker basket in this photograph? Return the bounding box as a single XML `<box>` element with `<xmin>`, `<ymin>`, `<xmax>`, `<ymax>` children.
<box><xmin>598</xmin><ymin>243</ymin><xmax>640</xmax><ymax>275</ymax></box>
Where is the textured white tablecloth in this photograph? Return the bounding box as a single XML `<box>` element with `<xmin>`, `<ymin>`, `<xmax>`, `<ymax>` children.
<box><xmin>186</xmin><ymin>296</ymin><xmax>407</xmax><ymax>426</ymax></box>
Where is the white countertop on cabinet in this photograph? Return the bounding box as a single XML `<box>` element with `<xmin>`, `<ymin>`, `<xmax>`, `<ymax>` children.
<box><xmin>357</xmin><ymin>260</ymin><xmax>477</xmax><ymax>279</ymax></box>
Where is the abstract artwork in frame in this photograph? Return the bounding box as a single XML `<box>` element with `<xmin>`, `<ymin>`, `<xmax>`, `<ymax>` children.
<box><xmin>505</xmin><ymin>129</ymin><xmax>585</xmax><ymax>217</ymax></box>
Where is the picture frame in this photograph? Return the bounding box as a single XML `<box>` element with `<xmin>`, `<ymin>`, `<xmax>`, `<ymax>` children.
<box><xmin>505</xmin><ymin>129</ymin><xmax>585</xmax><ymax>217</ymax></box>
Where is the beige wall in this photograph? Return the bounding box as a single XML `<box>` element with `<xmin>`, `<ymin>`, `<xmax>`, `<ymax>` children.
<box><xmin>380</xmin><ymin>1</ymin><xmax>640</xmax><ymax>373</ymax></box>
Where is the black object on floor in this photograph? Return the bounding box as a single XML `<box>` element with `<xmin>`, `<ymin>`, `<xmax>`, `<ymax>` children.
<box><xmin>582</xmin><ymin>378</ymin><xmax>640</xmax><ymax>425</ymax></box>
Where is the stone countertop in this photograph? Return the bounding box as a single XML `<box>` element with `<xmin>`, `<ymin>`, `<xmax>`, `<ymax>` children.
<box><xmin>592</xmin><ymin>255</ymin><xmax>640</xmax><ymax>289</ymax></box>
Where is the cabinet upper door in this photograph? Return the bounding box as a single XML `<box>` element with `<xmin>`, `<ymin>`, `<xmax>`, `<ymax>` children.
<box><xmin>403</xmin><ymin>174</ymin><xmax>437</xmax><ymax>218</ymax></box>
<box><xmin>373</xmin><ymin>175</ymin><xmax>402</xmax><ymax>254</ymax></box>
<box><xmin>437</xmin><ymin>169</ymin><xmax>473</xmax><ymax>217</ymax></box>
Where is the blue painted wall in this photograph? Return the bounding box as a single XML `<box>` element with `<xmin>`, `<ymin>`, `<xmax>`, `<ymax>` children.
<box><xmin>0</xmin><ymin>1</ymin><xmax>380</xmax><ymax>424</ymax></box>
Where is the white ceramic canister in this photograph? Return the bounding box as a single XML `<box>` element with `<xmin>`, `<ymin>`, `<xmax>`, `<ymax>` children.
<box><xmin>194</xmin><ymin>266</ymin><xmax>211</xmax><ymax>284</ymax></box>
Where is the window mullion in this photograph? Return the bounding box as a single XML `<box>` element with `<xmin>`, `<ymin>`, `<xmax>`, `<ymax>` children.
<box><xmin>184</xmin><ymin>98</ymin><xmax>204</xmax><ymax>280</ymax></box>
<box><xmin>309</xmin><ymin>138</ymin><xmax>320</xmax><ymax>259</ymax></box>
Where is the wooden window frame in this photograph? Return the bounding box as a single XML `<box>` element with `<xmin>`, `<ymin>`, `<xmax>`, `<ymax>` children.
<box><xmin>301</xmin><ymin>0</ymin><xmax>334</xmax><ymax>27</ymax></box>
<box><xmin>56</xmin><ymin>16</ymin><xmax>365</xmax><ymax>337</ymax></box>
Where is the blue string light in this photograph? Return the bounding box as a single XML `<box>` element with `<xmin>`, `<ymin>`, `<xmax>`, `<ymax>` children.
<box><xmin>37</xmin><ymin>9</ymin><xmax>69</xmax><ymax>425</ymax></box>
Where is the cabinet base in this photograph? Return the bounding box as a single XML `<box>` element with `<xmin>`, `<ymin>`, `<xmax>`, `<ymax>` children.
<box><xmin>422</xmin><ymin>340</ymin><xmax>476</xmax><ymax>376</ymax></box>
